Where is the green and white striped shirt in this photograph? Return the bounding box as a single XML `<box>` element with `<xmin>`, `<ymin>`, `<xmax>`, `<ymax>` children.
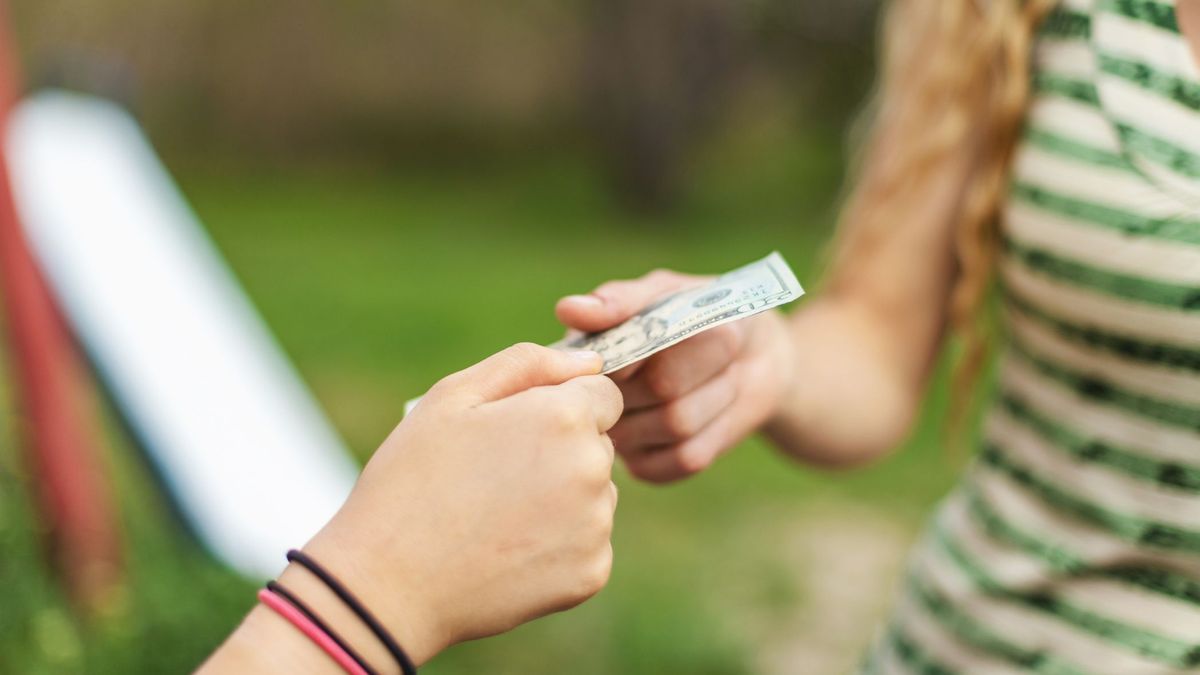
<box><xmin>867</xmin><ymin>1</ymin><xmax>1200</xmax><ymax>672</ymax></box>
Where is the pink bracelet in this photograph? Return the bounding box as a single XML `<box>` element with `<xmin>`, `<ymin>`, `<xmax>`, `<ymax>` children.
<box><xmin>258</xmin><ymin>588</ymin><xmax>371</xmax><ymax>675</ymax></box>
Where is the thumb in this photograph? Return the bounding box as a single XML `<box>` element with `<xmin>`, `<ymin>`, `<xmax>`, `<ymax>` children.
<box><xmin>555</xmin><ymin>269</ymin><xmax>704</xmax><ymax>333</ymax></box>
<box><xmin>444</xmin><ymin>342</ymin><xmax>603</xmax><ymax>404</ymax></box>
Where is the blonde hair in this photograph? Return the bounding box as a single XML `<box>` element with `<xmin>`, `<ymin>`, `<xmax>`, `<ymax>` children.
<box><xmin>829</xmin><ymin>0</ymin><xmax>1056</xmax><ymax>435</ymax></box>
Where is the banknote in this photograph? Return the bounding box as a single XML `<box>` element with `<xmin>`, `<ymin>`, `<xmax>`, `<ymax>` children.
<box><xmin>405</xmin><ymin>252</ymin><xmax>803</xmax><ymax>415</ymax></box>
<box><xmin>552</xmin><ymin>251</ymin><xmax>803</xmax><ymax>374</ymax></box>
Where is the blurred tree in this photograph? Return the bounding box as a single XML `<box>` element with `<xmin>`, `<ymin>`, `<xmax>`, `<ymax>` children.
<box><xmin>583</xmin><ymin>0</ymin><xmax>742</xmax><ymax>214</ymax></box>
<box><xmin>750</xmin><ymin>0</ymin><xmax>878</xmax><ymax>120</ymax></box>
<box><xmin>8</xmin><ymin>0</ymin><xmax>878</xmax><ymax>211</ymax></box>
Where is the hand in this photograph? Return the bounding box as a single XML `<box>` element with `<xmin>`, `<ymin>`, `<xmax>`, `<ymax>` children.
<box><xmin>557</xmin><ymin>269</ymin><xmax>797</xmax><ymax>483</ymax></box>
<box><xmin>284</xmin><ymin>344</ymin><xmax>622</xmax><ymax>667</ymax></box>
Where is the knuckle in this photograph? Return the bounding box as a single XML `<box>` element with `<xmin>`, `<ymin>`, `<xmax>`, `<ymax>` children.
<box><xmin>552</xmin><ymin>384</ymin><xmax>595</xmax><ymax>425</ymax></box>
<box><xmin>624</xmin><ymin>458</ymin><xmax>672</xmax><ymax>485</ymax></box>
<box><xmin>715</xmin><ymin>325</ymin><xmax>745</xmax><ymax>361</ymax></box>
<box><xmin>594</xmin><ymin>447</ymin><xmax>616</xmax><ymax>480</ymax></box>
<box><xmin>593</xmin><ymin>503</ymin><xmax>614</xmax><ymax>535</ymax></box>
<box><xmin>593</xmin><ymin>279</ymin><xmax>628</xmax><ymax>299</ymax></box>
<box><xmin>645</xmin><ymin>366</ymin><xmax>683</xmax><ymax>401</ymax></box>
<box><xmin>709</xmin><ymin>373</ymin><xmax>738</xmax><ymax>412</ymax></box>
<box><xmin>580</xmin><ymin>550</ymin><xmax>613</xmax><ymax>597</ymax></box>
<box><xmin>611</xmin><ymin>436</ymin><xmax>638</xmax><ymax>461</ymax></box>
<box><xmin>428</xmin><ymin>371</ymin><xmax>464</xmax><ymax>397</ymax></box>
<box><xmin>598</xmin><ymin>434</ymin><xmax>616</xmax><ymax>465</ymax></box>
<box><xmin>571</xmin><ymin>576</ymin><xmax>601</xmax><ymax>603</ymax></box>
<box><xmin>637</xmin><ymin>472</ymin><xmax>679</xmax><ymax>486</ymax></box>
<box><xmin>505</xmin><ymin>341</ymin><xmax>546</xmax><ymax>363</ymax></box>
<box><xmin>644</xmin><ymin>268</ymin><xmax>676</xmax><ymax>283</ymax></box>
<box><xmin>578</xmin><ymin>450</ymin><xmax>611</xmax><ymax>485</ymax></box>
<box><xmin>599</xmin><ymin>375</ymin><xmax>624</xmax><ymax>404</ymax></box>
<box><xmin>660</xmin><ymin>401</ymin><xmax>700</xmax><ymax>441</ymax></box>
<box><xmin>622</xmin><ymin>459</ymin><xmax>651</xmax><ymax>482</ymax></box>
<box><xmin>551</xmin><ymin>398</ymin><xmax>590</xmax><ymax>432</ymax></box>
<box><xmin>676</xmin><ymin>449</ymin><xmax>713</xmax><ymax>476</ymax></box>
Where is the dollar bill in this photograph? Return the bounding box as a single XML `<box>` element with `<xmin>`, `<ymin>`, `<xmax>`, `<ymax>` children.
<box><xmin>405</xmin><ymin>252</ymin><xmax>803</xmax><ymax>416</ymax></box>
<box><xmin>552</xmin><ymin>251</ymin><xmax>803</xmax><ymax>374</ymax></box>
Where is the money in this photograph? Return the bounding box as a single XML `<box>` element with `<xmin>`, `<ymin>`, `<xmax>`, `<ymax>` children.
<box><xmin>552</xmin><ymin>251</ymin><xmax>803</xmax><ymax>374</ymax></box>
<box><xmin>405</xmin><ymin>252</ymin><xmax>803</xmax><ymax>416</ymax></box>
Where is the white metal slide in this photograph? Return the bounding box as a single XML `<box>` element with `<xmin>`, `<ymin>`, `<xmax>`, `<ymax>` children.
<box><xmin>6</xmin><ymin>90</ymin><xmax>359</xmax><ymax>579</ymax></box>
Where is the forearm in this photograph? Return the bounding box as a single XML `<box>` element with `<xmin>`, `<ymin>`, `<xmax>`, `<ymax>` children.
<box><xmin>764</xmin><ymin>296</ymin><xmax>936</xmax><ymax>467</ymax></box>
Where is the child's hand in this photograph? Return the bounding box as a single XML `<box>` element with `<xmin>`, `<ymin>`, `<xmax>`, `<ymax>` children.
<box><xmin>557</xmin><ymin>269</ymin><xmax>796</xmax><ymax>483</ymax></box>
<box><xmin>298</xmin><ymin>343</ymin><xmax>623</xmax><ymax>664</ymax></box>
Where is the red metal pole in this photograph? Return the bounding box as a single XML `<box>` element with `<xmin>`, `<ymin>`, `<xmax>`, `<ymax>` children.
<box><xmin>0</xmin><ymin>2</ymin><xmax>123</xmax><ymax>614</ymax></box>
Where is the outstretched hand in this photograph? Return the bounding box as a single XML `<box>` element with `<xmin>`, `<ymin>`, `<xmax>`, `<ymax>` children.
<box><xmin>556</xmin><ymin>269</ymin><xmax>797</xmax><ymax>483</ymax></box>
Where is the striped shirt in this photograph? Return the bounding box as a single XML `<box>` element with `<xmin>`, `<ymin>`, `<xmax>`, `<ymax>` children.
<box><xmin>865</xmin><ymin>1</ymin><xmax>1200</xmax><ymax>672</ymax></box>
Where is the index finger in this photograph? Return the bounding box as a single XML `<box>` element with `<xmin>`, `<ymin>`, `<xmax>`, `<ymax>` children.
<box><xmin>555</xmin><ymin>269</ymin><xmax>707</xmax><ymax>334</ymax></box>
<box><xmin>561</xmin><ymin>375</ymin><xmax>624</xmax><ymax>432</ymax></box>
<box><xmin>435</xmin><ymin>343</ymin><xmax>602</xmax><ymax>405</ymax></box>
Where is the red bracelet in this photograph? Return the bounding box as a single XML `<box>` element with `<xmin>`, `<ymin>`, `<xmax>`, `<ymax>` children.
<box><xmin>258</xmin><ymin>588</ymin><xmax>370</xmax><ymax>675</ymax></box>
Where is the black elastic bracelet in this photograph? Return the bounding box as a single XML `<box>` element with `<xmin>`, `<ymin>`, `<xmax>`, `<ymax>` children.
<box><xmin>266</xmin><ymin>580</ymin><xmax>380</xmax><ymax>675</ymax></box>
<box><xmin>287</xmin><ymin>549</ymin><xmax>418</xmax><ymax>675</ymax></box>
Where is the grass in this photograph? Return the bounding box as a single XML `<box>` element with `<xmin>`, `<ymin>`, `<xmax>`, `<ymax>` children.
<box><xmin>0</xmin><ymin>124</ymin><xmax>966</xmax><ymax>673</ymax></box>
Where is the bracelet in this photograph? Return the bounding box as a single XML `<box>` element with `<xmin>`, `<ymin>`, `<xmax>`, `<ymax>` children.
<box><xmin>267</xmin><ymin>581</ymin><xmax>379</xmax><ymax>675</ymax></box>
<box><xmin>287</xmin><ymin>549</ymin><xmax>419</xmax><ymax>675</ymax></box>
<box><xmin>258</xmin><ymin>588</ymin><xmax>370</xmax><ymax>675</ymax></box>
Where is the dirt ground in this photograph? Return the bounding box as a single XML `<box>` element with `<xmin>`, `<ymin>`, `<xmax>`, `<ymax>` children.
<box><xmin>727</xmin><ymin>502</ymin><xmax>917</xmax><ymax>674</ymax></box>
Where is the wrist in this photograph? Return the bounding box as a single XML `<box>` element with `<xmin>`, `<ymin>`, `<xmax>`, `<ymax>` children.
<box><xmin>200</xmin><ymin>604</ymin><xmax>341</xmax><ymax>675</ymax></box>
<box><xmin>760</xmin><ymin>311</ymin><xmax>822</xmax><ymax>459</ymax></box>
<box><xmin>296</xmin><ymin>524</ymin><xmax>448</xmax><ymax>670</ymax></box>
<box><xmin>757</xmin><ymin>310</ymin><xmax>801</xmax><ymax>425</ymax></box>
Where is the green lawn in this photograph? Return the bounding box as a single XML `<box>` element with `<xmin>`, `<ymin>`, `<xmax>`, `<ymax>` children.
<box><xmin>0</xmin><ymin>127</ymin><xmax>967</xmax><ymax>673</ymax></box>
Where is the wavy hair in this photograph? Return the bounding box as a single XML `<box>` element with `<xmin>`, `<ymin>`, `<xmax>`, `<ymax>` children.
<box><xmin>828</xmin><ymin>0</ymin><xmax>1057</xmax><ymax>436</ymax></box>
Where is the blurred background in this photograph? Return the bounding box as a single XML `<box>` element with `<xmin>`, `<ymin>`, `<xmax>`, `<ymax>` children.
<box><xmin>0</xmin><ymin>0</ymin><xmax>967</xmax><ymax>672</ymax></box>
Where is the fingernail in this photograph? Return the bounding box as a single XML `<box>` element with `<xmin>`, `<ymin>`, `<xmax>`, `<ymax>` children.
<box><xmin>568</xmin><ymin>349</ymin><xmax>601</xmax><ymax>362</ymax></box>
<box><xmin>565</xmin><ymin>294</ymin><xmax>604</xmax><ymax>307</ymax></box>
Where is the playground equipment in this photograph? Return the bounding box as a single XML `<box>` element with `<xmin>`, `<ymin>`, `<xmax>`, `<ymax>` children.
<box><xmin>0</xmin><ymin>3</ymin><xmax>121</xmax><ymax>612</ymax></box>
<box><xmin>5</xmin><ymin>91</ymin><xmax>360</xmax><ymax>580</ymax></box>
